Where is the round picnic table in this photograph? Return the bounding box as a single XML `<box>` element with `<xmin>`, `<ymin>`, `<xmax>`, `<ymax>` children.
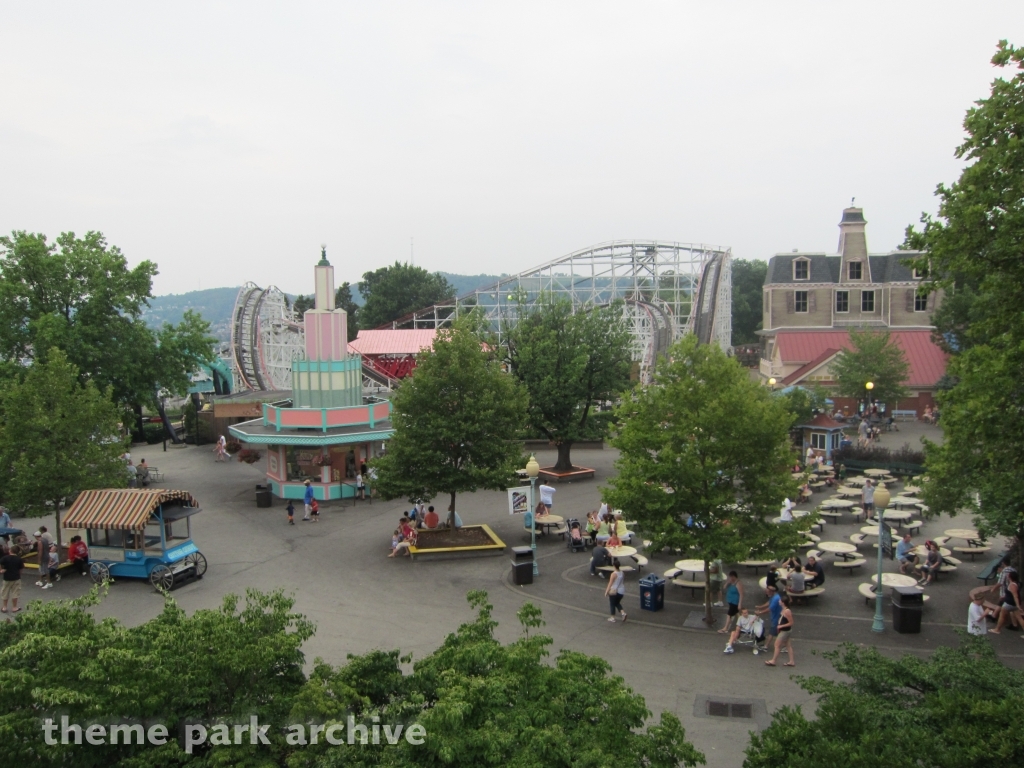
<box><xmin>861</xmin><ymin>524</ymin><xmax>898</xmax><ymax>536</ymax></box>
<box><xmin>818</xmin><ymin>541</ymin><xmax>857</xmax><ymax>557</ymax></box>
<box><xmin>881</xmin><ymin>509</ymin><xmax>912</xmax><ymax>522</ymax></box>
<box><xmin>673</xmin><ymin>559</ymin><xmax>706</xmax><ymax>580</ymax></box>
<box><xmin>607</xmin><ymin>545</ymin><xmax>638</xmax><ymax>559</ymax></box>
<box><xmin>844</xmin><ymin>476</ymin><xmax>868</xmax><ymax>486</ymax></box>
<box><xmin>821</xmin><ymin>498</ymin><xmax>854</xmax><ymax>509</ymax></box>
<box><xmin>534</xmin><ymin>514</ymin><xmax>564</xmax><ymax>535</ymax></box>
<box><xmin>911</xmin><ymin>544</ymin><xmax>950</xmax><ymax>558</ymax></box>
<box><xmin>870</xmin><ymin>572</ymin><xmax>919</xmax><ymax>588</ymax></box>
<box><xmin>944</xmin><ymin>528</ymin><xmax>979</xmax><ymax>542</ymax></box>
<box><xmin>900</xmin><ymin>485</ymin><xmax>922</xmax><ymax>495</ymax></box>
<box><xmin>863</xmin><ymin>468</ymin><xmax>890</xmax><ymax>477</ymax></box>
<box><xmin>835</xmin><ymin>486</ymin><xmax>860</xmax><ymax>497</ymax></box>
<box><xmin>890</xmin><ymin>497</ymin><xmax>921</xmax><ymax>510</ymax></box>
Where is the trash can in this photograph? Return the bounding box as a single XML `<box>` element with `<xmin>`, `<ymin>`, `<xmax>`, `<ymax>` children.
<box><xmin>255</xmin><ymin>485</ymin><xmax>273</xmax><ymax>508</ymax></box>
<box><xmin>639</xmin><ymin>574</ymin><xmax>666</xmax><ymax>612</ymax></box>
<box><xmin>511</xmin><ymin>546</ymin><xmax>534</xmax><ymax>586</ymax></box>
<box><xmin>891</xmin><ymin>586</ymin><xmax>924</xmax><ymax>634</ymax></box>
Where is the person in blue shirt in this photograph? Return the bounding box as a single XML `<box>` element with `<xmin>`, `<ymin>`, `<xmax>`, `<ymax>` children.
<box><xmin>302</xmin><ymin>480</ymin><xmax>314</xmax><ymax>522</ymax></box>
<box><xmin>896</xmin><ymin>533</ymin><xmax>917</xmax><ymax>574</ymax></box>
<box><xmin>756</xmin><ymin>585</ymin><xmax>784</xmax><ymax>652</ymax></box>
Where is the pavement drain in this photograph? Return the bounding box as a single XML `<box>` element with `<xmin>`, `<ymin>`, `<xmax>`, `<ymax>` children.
<box><xmin>693</xmin><ymin>695</ymin><xmax>769</xmax><ymax>729</ymax></box>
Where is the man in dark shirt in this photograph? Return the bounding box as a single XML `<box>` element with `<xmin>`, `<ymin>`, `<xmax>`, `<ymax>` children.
<box><xmin>1</xmin><ymin>550</ymin><xmax>25</xmax><ymax>613</ymax></box>
<box><xmin>805</xmin><ymin>555</ymin><xmax>825</xmax><ymax>588</ymax></box>
<box><xmin>590</xmin><ymin>544</ymin><xmax>610</xmax><ymax>577</ymax></box>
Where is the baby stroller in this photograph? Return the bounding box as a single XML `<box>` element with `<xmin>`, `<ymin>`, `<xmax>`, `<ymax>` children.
<box><xmin>566</xmin><ymin>519</ymin><xmax>588</xmax><ymax>552</ymax></box>
<box><xmin>734</xmin><ymin>616</ymin><xmax>768</xmax><ymax>655</ymax></box>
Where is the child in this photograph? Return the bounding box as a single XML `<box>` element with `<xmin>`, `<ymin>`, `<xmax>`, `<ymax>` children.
<box><xmin>42</xmin><ymin>545</ymin><xmax>58</xmax><ymax>589</ymax></box>
<box><xmin>286</xmin><ymin>501</ymin><xmax>295</xmax><ymax>526</ymax></box>
<box><xmin>607</xmin><ymin>530</ymin><xmax>622</xmax><ymax>548</ymax></box>
<box><xmin>968</xmin><ymin>593</ymin><xmax>987</xmax><ymax>636</ymax></box>
<box><xmin>310</xmin><ymin>499</ymin><xmax>320</xmax><ymax>523</ymax></box>
<box><xmin>388</xmin><ymin>529</ymin><xmax>402</xmax><ymax>557</ymax></box>
<box><xmin>355</xmin><ymin>472</ymin><xmax>366</xmax><ymax>500</ymax></box>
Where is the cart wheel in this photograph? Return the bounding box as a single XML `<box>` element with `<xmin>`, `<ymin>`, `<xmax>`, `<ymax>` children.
<box><xmin>90</xmin><ymin>562</ymin><xmax>111</xmax><ymax>584</ymax></box>
<box><xmin>149</xmin><ymin>564</ymin><xmax>174</xmax><ymax>591</ymax></box>
<box><xmin>184</xmin><ymin>552</ymin><xmax>208</xmax><ymax>578</ymax></box>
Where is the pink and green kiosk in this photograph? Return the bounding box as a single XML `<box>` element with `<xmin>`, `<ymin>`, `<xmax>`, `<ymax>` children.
<box><xmin>229</xmin><ymin>250</ymin><xmax>393</xmax><ymax>501</ymax></box>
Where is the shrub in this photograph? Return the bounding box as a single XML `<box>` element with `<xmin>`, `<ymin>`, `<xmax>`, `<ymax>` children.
<box><xmin>142</xmin><ymin>423</ymin><xmax>165</xmax><ymax>444</ymax></box>
<box><xmin>833</xmin><ymin>443</ymin><xmax>925</xmax><ymax>467</ymax></box>
<box><xmin>237</xmin><ymin>449</ymin><xmax>262</xmax><ymax>464</ymax></box>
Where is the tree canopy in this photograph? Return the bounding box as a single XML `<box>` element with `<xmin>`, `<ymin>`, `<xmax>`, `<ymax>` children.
<box><xmin>504</xmin><ymin>298</ymin><xmax>633</xmax><ymax>471</ymax></box>
<box><xmin>358</xmin><ymin>262</ymin><xmax>455</xmax><ymax>329</ymax></box>
<box><xmin>1</xmin><ymin>589</ymin><xmax>704</xmax><ymax>767</ymax></box>
<box><xmin>731</xmin><ymin>259</ymin><xmax>768</xmax><ymax>346</ymax></box>
<box><xmin>0</xmin><ymin>231</ymin><xmax>216</xmax><ymax>434</ymax></box>
<box><xmin>371</xmin><ymin>318</ymin><xmax>527</xmax><ymax>525</ymax></box>
<box><xmin>744</xmin><ymin>637</ymin><xmax>1024</xmax><ymax>767</ymax></box>
<box><xmin>603</xmin><ymin>335</ymin><xmax>804</xmax><ymax>624</ymax></box>
<box><xmin>0</xmin><ymin>349</ymin><xmax>127</xmax><ymax>541</ymax></box>
<box><xmin>830</xmin><ymin>329</ymin><xmax>910</xmax><ymax>409</ymax></box>
<box><xmin>902</xmin><ymin>41</ymin><xmax>1024</xmax><ymax>566</ymax></box>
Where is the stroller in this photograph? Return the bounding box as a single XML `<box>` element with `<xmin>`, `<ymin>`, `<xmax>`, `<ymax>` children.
<box><xmin>566</xmin><ymin>519</ymin><xmax>588</xmax><ymax>552</ymax></box>
<box><xmin>734</xmin><ymin>616</ymin><xmax>768</xmax><ymax>654</ymax></box>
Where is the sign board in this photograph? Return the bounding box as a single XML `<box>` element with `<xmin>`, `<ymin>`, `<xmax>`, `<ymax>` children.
<box><xmin>880</xmin><ymin>523</ymin><xmax>894</xmax><ymax>559</ymax></box>
<box><xmin>507</xmin><ymin>488</ymin><xmax>529</xmax><ymax>516</ymax></box>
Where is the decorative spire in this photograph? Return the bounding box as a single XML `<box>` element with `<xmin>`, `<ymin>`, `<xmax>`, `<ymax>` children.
<box><xmin>318</xmin><ymin>244</ymin><xmax>330</xmax><ymax>266</ymax></box>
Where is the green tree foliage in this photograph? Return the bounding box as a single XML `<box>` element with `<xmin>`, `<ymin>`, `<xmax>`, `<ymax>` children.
<box><xmin>903</xmin><ymin>42</ymin><xmax>1024</xmax><ymax>565</ymax></box>
<box><xmin>744</xmin><ymin>637</ymin><xmax>1024</xmax><ymax>767</ymax></box>
<box><xmin>731</xmin><ymin>259</ymin><xmax>768</xmax><ymax>345</ymax></box>
<box><xmin>830</xmin><ymin>329</ymin><xmax>910</xmax><ymax>409</ymax></box>
<box><xmin>291</xmin><ymin>283</ymin><xmax>359</xmax><ymax>342</ymax></box>
<box><xmin>0</xmin><ymin>350</ymin><xmax>127</xmax><ymax>545</ymax></box>
<box><xmin>778</xmin><ymin>384</ymin><xmax>831</xmax><ymax>425</ymax></box>
<box><xmin>0</xmin><ymin>231</ymin><xmax>216</xmax><ymax>435</ymax></box>
<box><xmin>604</xmin><ymin>336</ymin><xmax>804</xmax><ymax>625</ymax></box>
<box><xmin>358</xmin><ymin>262</ymin><xmax>455</xmax><ymax>329</ymax></box>
<box><xmin>371</xmin><ymin>318</ymin><xmax>527</xmax><ymax>526</ymax></box>
<box><xmin>504</xmin><ymin>298</ymin><xmax>633</xmax><ymax>471</ymax></box>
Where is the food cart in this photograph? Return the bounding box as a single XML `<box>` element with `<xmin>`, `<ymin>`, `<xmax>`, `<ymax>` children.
<box><xmin>62</xmin><ymin>488</ymin><xmax>207</xmax><ymax>591</ymax></box>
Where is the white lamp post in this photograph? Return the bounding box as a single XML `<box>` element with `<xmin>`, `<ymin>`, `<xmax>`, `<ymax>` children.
<box><xmin>871</xmin><ymin>483</ymin><xmax>891</xmax><ymax>632</ymax></box>
<box><xmin>768</xmin><ymin>377</ymin><xmax>777</xmax><ymax>388</ymax></box>
<box><xmin>525</xmin><ymin>455</ymin><xmax>540</xmax><ymax>575</ymax></box>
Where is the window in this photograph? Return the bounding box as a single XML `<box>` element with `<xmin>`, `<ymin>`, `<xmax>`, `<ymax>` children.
<box><xmin>810</xmin><ymin>433</ymin><xmax>827</xmax><ymax>450</ymax></box>
<box><xmin>914</xmin><ymin>293</ymin><xmax>928</xmax><ymax>312</ymax></box>
<box><xmin>794</xmin><ymin>291</ymin><xmax>808</xmax><ymax>312</ymax></box>
<box><xmin>835</xmin><ymin>290</ymin><xmax>849</xmax><ymax>313</ymax></box>
<box><xmin>861</xmin><ymin>290</ymin><xmax>875</xmax><ymax>312</ymax></box>
<box><xmin>831</xmin><ymin>432</ymin><xmax>841</xmax><ymax>449</ymax></box>
<box><xmin>848</xmin><ymin>261</ymin><xmax>862</xmax><ymax>280</ymax></box>
<box><xmin>793</xmin><ymin>260</ymin><xmax>809</xmax><ymax>280</ymax></box>
<box><xmin>912</xmin><ymin>267</ymin><xmax>927</xmax><ymax>279</ymax></box>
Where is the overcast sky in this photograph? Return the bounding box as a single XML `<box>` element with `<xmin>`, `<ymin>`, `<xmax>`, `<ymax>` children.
<box><xmin>2</xmin><ymin>2</ymin><xmax>1020</xmax><ymax>296</ymax></box>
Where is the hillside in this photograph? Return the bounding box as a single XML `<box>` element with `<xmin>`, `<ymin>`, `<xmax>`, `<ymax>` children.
<box><xmin>143</xmin><ymin>273</ymin><xmax>505</xmax><ymax>341</ymax></box>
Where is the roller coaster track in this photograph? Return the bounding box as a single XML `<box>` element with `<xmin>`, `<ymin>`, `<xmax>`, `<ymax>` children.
<box><xmin>233</xmin><ymin>283</ymin><xmax>268</xmax><ymax>390</ymax></box>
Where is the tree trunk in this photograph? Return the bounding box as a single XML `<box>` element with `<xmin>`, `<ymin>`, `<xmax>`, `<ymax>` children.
<box><xmin>554</xmin><ymin>441</ymin><xmax>575</xmax><ymax>473</ymax></box>
<box><xmin>447</xmin><ymin>491</ymin><xmax>457</xmax><ymax>530</ymax></box>
<box><xmin>156</xmin><ymin>399</ymin><xmax>182</xmax><ymax>444</ymax></box>
<box><xmin>132</xmin><ymin>403</ymin><xmax>145</xmax><ymax>443</ymax></box>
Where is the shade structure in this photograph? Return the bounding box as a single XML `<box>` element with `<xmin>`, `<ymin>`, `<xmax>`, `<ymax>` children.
<box><xmin>63</xmin><ymin>489</ymin><xmax>200</xmax><ymax>532</ymax></box>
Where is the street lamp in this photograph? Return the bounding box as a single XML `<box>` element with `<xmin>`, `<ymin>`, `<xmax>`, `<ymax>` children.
<box><xmin>865</xmin><ymin>381</ymin><xmax>874</xmax><ymax>415</ymax></box>
<box><xmin>768</xmin><ymin>377</ymin><xmax>777</xmax><ymax>389</ymax></box>
<box><xmin>525</xmin><ymin>454</ymin><xmax>541</xmax><ymax>575</ymax></box>
<box><xmin>871</xmin><ymin>483</ymin><xmax>891</xmax><ymax>633</ymax></box>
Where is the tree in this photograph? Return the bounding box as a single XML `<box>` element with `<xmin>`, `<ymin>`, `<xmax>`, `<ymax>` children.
<box><xmin>744</xmin><ymin>637</ymin><xmax>1024</xmax><ymax>767</ymax></box>
<box><xmin>0</xmin><ymin>349</ymin><xmax>127</xmax><ymax>549</ymax></box>
<box><xmin>0</xmin><ymin>231</ymin><xmax>216</xmax><ymax>438</ymax></box>
<box><xmin>504</xmin><ymin>298</ymin><xmax>633</xmax><ymax>472</ymax></box>
<box><xmin>830</xmin><ymin>329</ymin><xmax>910</xmax><ymax>410</ymax></box>
<box><xmin>731</xmin><ymin>259</ymin><xmax>768</xmax><ymax>346</ymax></box>
<box><xmin>603</xmin><ymin>336</ymin><xmax>805</xmax><ymax>625</ymax></box>
<box><xmin>292</xmin><ymin>283</ymin><xmax>360</xmax><ymax>341</ymax></box>
<box><xmin>778</xmin><ymin>384</ymin><xmax>831</xmax><ymax>425</ymax></box>
<box><xmin>371</xmin><ymin>317</ymin><xmax>528</xmax><ymax>527</ymax></box>
<box><xmin>358</xmin><ymin>262</ymin><xmax>455</xmax><ymax>329</ymax></box>
<box><xmin>902</xmin><ymin>42</ymin><xmax>1024</xmax><ymax>566</ymax></box>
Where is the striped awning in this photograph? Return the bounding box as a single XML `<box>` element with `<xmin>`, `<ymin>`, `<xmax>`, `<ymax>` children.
<box><xmin>63</xmin><ymin>489</ymin><xmax>200</xmax><ymax>532</ymax></box>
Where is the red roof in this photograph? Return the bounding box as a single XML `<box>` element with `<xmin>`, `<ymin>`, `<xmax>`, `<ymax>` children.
<box><xmin>799</xmin><ymin>413</ymin><xmax>846</xmax><ymax>430</ymax></box>
<box><xmin>349</xmin><ymin>330</ymin><xmax>437</xmax><ymax>356</ymax></box>
<box><xmin>775</xmin><ymin>330</ymin><xmax>947</xmax><ymax>388</ymax></box>
<box><xmin>782</xmin><ymin>348</ymin><xmax>840</xmax><ymax>386</ymax></box>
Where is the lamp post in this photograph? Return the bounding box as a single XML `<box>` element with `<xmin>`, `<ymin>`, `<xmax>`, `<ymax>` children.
<box><xmin>525</xmin><ymin>454</ymin><xmax>540</xmax><ymax>575</ymax></box>
<box><xmin>768</xmin><ymin>377</ymin><xmax>777</xmax><ymax>389</ymax></box>
<box><xmin>871</xmin><ymin>483</ymin><xmax>891</xmax><ymax>633</ymax></box>
<box><xmin>865</xmin><ymin>381</ymin><xmax>874</xmax><ymax>416</ymax></box>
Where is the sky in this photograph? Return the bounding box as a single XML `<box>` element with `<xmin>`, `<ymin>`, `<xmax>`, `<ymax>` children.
<box><xmin>1</xmin><ymin>2</ymin><xmax>1021</xmax><ymax>296</ymax></box>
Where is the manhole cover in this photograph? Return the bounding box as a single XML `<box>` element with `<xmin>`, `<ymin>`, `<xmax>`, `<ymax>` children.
<box><xmin>694</xmin><ymin>695</ymin><xmax>768</xmax><ymax>728</ymax></box>
<box><xmin>706</xmin><ymin>701</ymin><xmax>752</xmax><ymax>718</ymax></box>
<box><xmin>707</xmin><ymin>701</ymin><xmax>730</xmax><ymax>717</ymax></box>
<box><xmin>731</xmin><ymin>703</ymin><xmax>753</xmax><ymax>719</ymax></box>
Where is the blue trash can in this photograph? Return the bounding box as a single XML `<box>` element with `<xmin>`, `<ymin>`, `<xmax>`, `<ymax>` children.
<box><xmin>639</xmin><ymin>574</ymin><xmax>665</xmax><ymax>612</ymax></box>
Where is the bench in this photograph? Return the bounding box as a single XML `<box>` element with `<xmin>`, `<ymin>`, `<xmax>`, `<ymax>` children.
<box><xmin>977</xmin><ymin>554</ymin><xmax>1008</xmax><ymax>585</ymax></box>
<box><xmin>663</xmin><ymin>568</ymin><xmax>683</xmax><ymax>579</ymax></box>
<box><xmin>806</xmin><ymin>550</ymin><xmax>821</xmax><ymax>560</ymax></box>
<box><xmin>818</xmin><ymin>509</ymin><xmax>844</xmax><ymax>522</ymax></box>
<box><xmin>789</xmin><ymin>586</ymin><xmax>824</xmax><ymax>603</ymax></box>
<box><xmin>932</xmin><ymin>536</ymin><xmax>949</xmax><ymax>547</ymax></box>
<box><xmin>849</xmin><ymin>533</ymin><xmax>866</xmax><ymax>547</ymax></box>
<box><xmin>630</xmin><ymin>555</ymin><xmax>648</xmax><ymax>571</ymax></box>
<box><xmin>833</xmin><ymin>558</ymin><xmax>867</xmax><ymax>573</ymax></box>
<box><xmin>905</xmin><ymin>520</ymin><xmax>923</xmax><ymax>534</ymax></box>
<box><xmin>859</xmin><ymin>582</ymin><xmax>930</xmax><ymax>604</ymax></box>
<box><xmin>893</xmin><ymin>410</ymin><xmax>917</xmax><ymax>421</ymax></box>
<box><xmin>671</xmin><ymin>578</ymin><xmax>705</xmax><ymax>598</ymax></box>
<box><xmin>953</xmin><ymin>545</ymin><xmax>991</xmax><ymax>561</ymax></box>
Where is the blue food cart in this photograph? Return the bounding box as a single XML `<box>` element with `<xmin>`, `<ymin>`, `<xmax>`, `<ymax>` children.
<box><xmin>62</xmin><ymin>488</ymin><xmax>207</xmax><ymax>591</ymax></box>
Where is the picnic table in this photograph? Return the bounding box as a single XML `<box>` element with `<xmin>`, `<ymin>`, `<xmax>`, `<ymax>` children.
<box><xmin>881</xmin><ymin>509</ymin><xmax>912</xmax><ymax>523</ymax></box>
<box><xmin>673</xmin><ymin>559</ymin><xmax>706</xmax><ymax>581</ymax></box>
<box><xmin>845</xmin><ymin>476</ymin><xmax>869</xmax><ymax>486</ymax></box>
<box><xmin>870</xmin><ymin>572</ymin><xmax>919</xmax><ymax>588</ymax></box>
<box><xmin>535</xmin><ymin>514</ymin><xmax>564</xmax><ymax>535</ymax></box>
<box><xmin>860</xmin><ymin>524</ymin><xmax>898</xmax><ymax>536</ymax></box>
<box><xmin>900</xmin><ymin>485</ymin><xmax>922</xmax><ymax>495</ymax></box>
<box><xmin>890</xmin><ymin>497</ymin><xmax>922</xmax><ymax>510</ymax></box>
<box><xmin>821</xmin><ymin>498</ymin><xmax>854</xmax><ymax>509</ymax></box>
<box><xmin>607</xmin><ymin>545</ymin><xmax>638</xmax><ymax>559</ymax></box>
<box><xmin>863</xmin><ymin>468</ymin><xmax>890</xmax><ymax>477</ymax></box>
<box><xmin>835</xmin><ymin>486</ymin><xmax>861</xmax><ymax>498</ymax></box>
<box><xmin>911</xmin><ymin>544</ymin><xmax>951</xmax><ymax>558</ymax></box>
<box><xmin>944</xmin><ymin>528</ymin><xmax>979</xmax><ymax>542</ymax></box>
<box><xmin>818</xmin><ymin>541</ymin><xmax>858</xmax><ymax>559</ymax></box>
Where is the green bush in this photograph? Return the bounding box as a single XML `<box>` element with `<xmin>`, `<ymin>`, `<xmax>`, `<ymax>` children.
<box><xmin>142</xmin><ymin>423</ymin><xmax>166</xmax><ymax>444</ymax></box>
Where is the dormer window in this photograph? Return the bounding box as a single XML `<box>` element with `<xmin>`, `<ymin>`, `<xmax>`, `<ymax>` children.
<box><xmin>912</xmin><ymin>267</ymin><xmax>926</xmax><ymax>279</ymax></box>
<box><xmin>848</xmin><ymin>262</ymin><xmax>862</xmax><ymax>280</ymax></box>
<box><xmin>793</xmin><ymin>259</ymin><xmax>809</xmax><ymax>280</ymax></box>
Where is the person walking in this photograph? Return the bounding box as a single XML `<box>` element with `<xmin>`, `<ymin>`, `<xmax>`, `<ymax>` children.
<box><xmin>604</xmin><ymin>559</ymin><xmax>627</xmax><ymax>623</ymax></box>
<box><xmin>302</xmin><ymin>480</ymin><xmax>314</xmax><ymax>521</ymax></box>
<box><xmin>718</xmin><ymin>571</ymin><xmax>744</xmax><ymax>634</ymax></box>
<box><xmin>538</xmin><ymin>482</ymin><xmax>556</xmax><ymax>514</ymax></box>
<box><xmin>0</xmin><ymin>545</ymin><xmax>25</xmax><ymax>613</ymax></box>
<box><xmin>861</xmin><ymin>479</ymin><xmax>875</xmax><ymax>520</ymax></box>
<box><xmin>286</xmin><ymin>501</ymin><xmax>295</xmax><ymax>526</ymax></box>
<box><xmin>765</xmin><ymin>596</ymin><xmax>795</xmax><ymax>667</ymax></box>
<box><xmin>755</xmin><ymin>585</ymin><xmax>782</xmax><ymax>652</ymax></box>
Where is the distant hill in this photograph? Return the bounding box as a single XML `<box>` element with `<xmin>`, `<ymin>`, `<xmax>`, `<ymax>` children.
<box><xmin>144</xmin><ymin>273</ymin><xmax>505</xmax><ymax>342</ymax></box>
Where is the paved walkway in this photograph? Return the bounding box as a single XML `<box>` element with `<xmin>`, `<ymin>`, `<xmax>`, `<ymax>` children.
<box><xmin>8</xmin><ymin>424</ymin><xmax>1021</xmax><ymax>768</ymax></box>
